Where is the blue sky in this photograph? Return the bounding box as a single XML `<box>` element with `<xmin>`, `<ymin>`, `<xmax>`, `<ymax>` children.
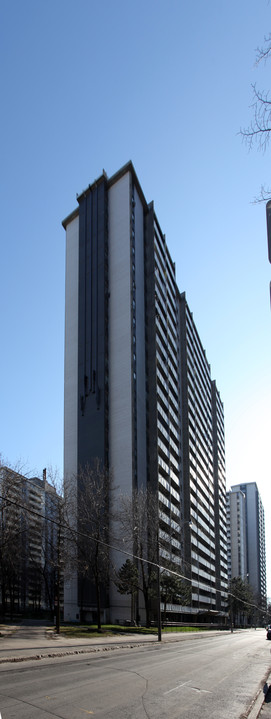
<box><xmin>1</xmin><ymin>1</ymin><xmax>270</xmax><ymax>593</ymax></box>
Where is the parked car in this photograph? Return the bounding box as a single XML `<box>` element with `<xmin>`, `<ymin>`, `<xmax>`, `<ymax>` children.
<box><xmin>266</xmin><ymin>626</ymin><xmax>271</xmax><ymax>640</ymax></box>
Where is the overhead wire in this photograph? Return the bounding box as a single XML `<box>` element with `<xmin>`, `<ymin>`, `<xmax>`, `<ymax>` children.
<box><xmin>0</xmin><ymin>492</ymin><xmax>265</xmax><ymax>614</ymax></box>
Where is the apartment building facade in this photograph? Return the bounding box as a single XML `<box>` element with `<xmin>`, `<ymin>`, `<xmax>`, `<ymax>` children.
<box><xmin>0</xmin><ymin>466</ymin><xmax>61</xmax><ymax>615</ymax></box>
<box><xmin>178</xmin><ymin>294</ymin><xmax>228</xmax><ymax>619</ymax></box>
<box><xmin>62</xmin><ymin>161</ymin><xmax>227</xmax><ymax>623</ymax></box>
<box><xmin>229</xmin><ymin>482</ymin><xmax>266</xmax><ymax>605</ymax></box>
<box><xmin>227</xmin><ymin>487</ymin><xmax>247</xmax><ymax>581</ymax></box>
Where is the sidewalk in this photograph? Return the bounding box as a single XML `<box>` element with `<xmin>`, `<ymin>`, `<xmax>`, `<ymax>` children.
<box><xmin>0</xmin><ymin>621</ymin><xmax>217</xmax><ymax>664</ymax></box>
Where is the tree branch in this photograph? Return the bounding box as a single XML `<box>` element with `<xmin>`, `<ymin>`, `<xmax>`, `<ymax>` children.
<box><xmin>255</xmin><ymin>34</ymin><xmax>271</xmax><ymax>65</ymax></box>
<box><xmin>240</xmin><ymin>83</ymin><xmax>271</xmax><ymax>151</ymax></box>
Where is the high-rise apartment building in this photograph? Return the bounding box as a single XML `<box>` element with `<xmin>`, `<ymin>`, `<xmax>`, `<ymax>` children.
<box><xmin>230</xmin><ymin>482</ymin><xmax>266</xmax><ymax>605</ymax></box>
<box><xmin>178</xmin><ymin>294</ymin><xmax>228</xmax><ymax>618</ymax></box>
<box><xmin>0</xmin><ymin>466</ymin><xmax>61</xmax><ymax>614</ymax></box>
<box><xmin>212</xmin><ymin>380</ymin><xmax>228</xmax><ymax>613</ymax></box>
<box><xmin>62</xmin><ymin>161</ymin><xmax>227</xmax><ymax>623</ymax></box>
<box><xmin>226</xmin><ymin>487</ymin><xmax>247</xmax><ymax>581</ymax></box>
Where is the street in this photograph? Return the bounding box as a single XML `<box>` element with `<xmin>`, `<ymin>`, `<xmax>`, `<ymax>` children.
<box><xmin>0</xmin><ymin>630</ymin><xmax>271</xmax><ymax>718</ymax></box>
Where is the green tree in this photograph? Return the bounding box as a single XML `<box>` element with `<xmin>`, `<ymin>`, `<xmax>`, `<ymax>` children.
<box><xmin>115</xmin><ymin>559</ymin><xmax>139</xmax><ymax>595</ymax></box>
<box><xmin>228</xmin><ymin>577</ymin><xmax>255</xmax><ymax>628</ymax></box>
<box><xmin>115</xmin><ymin>559</ymin><xmax>139</xmax><ymax>623</ymax></box>
<box><xmin>160</xmin><ymin>562</ymin><xmax>191</xmax><ymax>624</ymax></box>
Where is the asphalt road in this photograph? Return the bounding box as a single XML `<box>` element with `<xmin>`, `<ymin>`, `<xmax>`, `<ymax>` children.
<box><xmin>0</xmin><ymin>630</ymin><xmax>271</xmax><ymax>718</ymax></box>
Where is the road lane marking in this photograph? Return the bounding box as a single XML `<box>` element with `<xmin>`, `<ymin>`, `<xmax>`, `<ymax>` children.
<box><xmin>164</xmin><ymin>680</ymin><xmax>192</xmax><ymax>694</ymax></box>
<box><xmin>164</xmin><ymin>681</ymin><xmax>212</xmax><ymax>696</ymax></box>
<box><xmin>190</xmin><ymin>686</ymin><xmax>212</xmax><ymax>694</ymax></box>
<box><xmin>79</xmin><ymin>709</ymin><xmax>94</xmax><ymax>715</ymax></box>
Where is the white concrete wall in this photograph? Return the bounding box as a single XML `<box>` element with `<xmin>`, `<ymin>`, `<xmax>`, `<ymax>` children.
<box><xmin>108</xmin><ymin>172</ymin><xmax>133</xmax><ymax>499</ymax></box>
<box><xmin>246</xmin><ymin>483</ymin><xmax>260</xmax><ymax>594</ymax></box>
<box><xmin>107</xmin><ymin>172</ymin><xmax>148</xmax><ymax>623</ymax></box>
<box><xmin>108</xmin><ymin>172</ymin><xmax>134</xmax><ymax>621</ymax></box>
<box><xmin>63</xmin><ymin>213</ymin><xmax>79</xmax><ymax>621</ymax></box>
<box><xmin>134</xmin><ymin>185</ymin><xmax>147</xmax><ymax>490</ymax></box>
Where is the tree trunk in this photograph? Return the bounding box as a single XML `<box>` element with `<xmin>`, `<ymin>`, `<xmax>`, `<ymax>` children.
<box><xmin>162</xmin><ymin>596</ymin><xmax>168</xmax><ymax>626</ymax></box>
<box><xmin>95</xmin><ymin>575</ymin><xmax>101</xmax><ymax>630</ymax></box>
<box><xmin>143</xmin><ymin>587</ymin><xmax>150</xmax><ymax>627</ymax></box>
<box><xmin>55</xmin><ymin>570</ymin><xmax>60</xmax><ymax>634</ymax></box>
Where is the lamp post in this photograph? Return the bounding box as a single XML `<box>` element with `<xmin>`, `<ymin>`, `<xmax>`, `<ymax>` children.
<box><xmin>157</xmin><ymin>558</ymin><xmax>162</xmax><ymax>642</ymax></box>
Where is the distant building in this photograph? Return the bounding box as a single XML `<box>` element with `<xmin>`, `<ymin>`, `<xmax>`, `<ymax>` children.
<box><xmin>226</xmin><ymin>487</ymin><xmax>247</xmax><ymax>581</ymax></box>
<box><xmin>62</xmin><ymin>161</ymin><xmax>228</xmax><ymax>624</ymax></box>
<box><xmin>0</xmin><ymin>466</ymin><xmax>62</xmax><ymax>616</ymax></box>
<box><xmin>228</xmin><ymin>482</ymin><xmax>266</xmax><ymax>605</ymax></box>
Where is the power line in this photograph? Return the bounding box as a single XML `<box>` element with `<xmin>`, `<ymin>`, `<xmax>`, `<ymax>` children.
<box><xmin>0</xmin><ymin>492</ymin><xmax>265</xmax><ymax>614</ymax></box>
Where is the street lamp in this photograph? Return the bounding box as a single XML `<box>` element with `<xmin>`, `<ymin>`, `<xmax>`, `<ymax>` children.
<box><xmin>157</xmin><ymin>557</ymin><xmax>162</xmax><ymax>642</ymax></box>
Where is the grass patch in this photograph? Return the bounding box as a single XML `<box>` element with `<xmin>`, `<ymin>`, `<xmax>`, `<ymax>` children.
<box><xmin>59</xmin><ymin>624</ymin><xmax>205</xmax><ymax>638</ymax></box>
<box><xmin>59</xmin><ymin>624</ymin><xmax>157</xmax><ymax>638</ymax></box>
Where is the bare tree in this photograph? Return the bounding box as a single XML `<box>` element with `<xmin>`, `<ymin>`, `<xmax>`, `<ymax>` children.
<box><xmin>76</xmin><ymin>459</ymin><xmax>112</xmax><ymax>630</ymax></box>
<box><xmin>118</xmin><ymin>487</ymin><xmax>159</xmax><ymax>627</ymax></box>
<box><xmin>118</xmin><ymin>487</ymin><xmax>193</xmax><ymax>627</ymax></box>
<box><xmin>240</xmin><ymin>32</ymin><xmax>271</xmax><ymax>201</ymax></box>
<box><xmin>0</xmin><ymin>465</ymin><xmax>27</xmax><ymax>617</ymax></box>
<box><xmin>0</xmin><ymin>461</ymin><xmax>75</xmax><ymax>629</ymax></box>
<box><xmin>43</xmin><ymin>467</ymin><xmax>78</xmax><ymax>633</ymax></box>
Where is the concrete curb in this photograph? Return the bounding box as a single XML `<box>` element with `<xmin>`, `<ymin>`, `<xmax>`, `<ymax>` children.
<box><xmin>0</xmin><ymin>628</ymin><xmax>232</xmax><ymax>665</ymax></box>
<box><xmin>0</xmin><ymin>639</ymin><xmax>156</xmax><ymax>664</ymax></box>
<box><xmin>244</xmin><ymin>672</ymin><xmax>271</xmax><ymax>719</ymax></box>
